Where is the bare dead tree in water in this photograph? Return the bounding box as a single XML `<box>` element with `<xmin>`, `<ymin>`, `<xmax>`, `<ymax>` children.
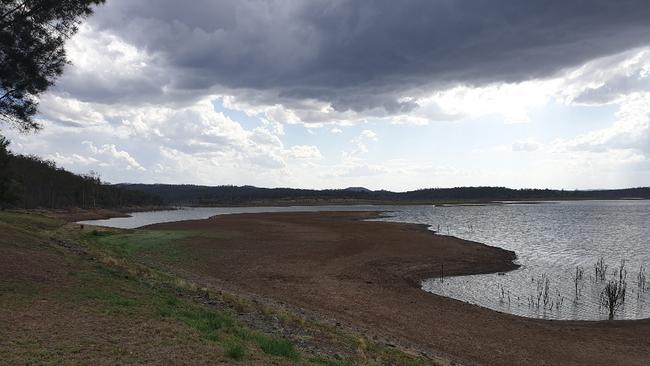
<box><xmin>638</xmin><ymin>266</ymin><xmax>647</xmax><ymax>298</ymax></box>
<box><xmin>595</xmin><ymin>257</ymin><xmax>608</xmax><ymax>281</ymax></box>
<box><xmin>530</xmin><ymin>274</ymin><xmax>551</xmax><ymax>310</ymax></box>
<box><xmin>600</xmin><ymin>262</ymin><xmax>627</xmax><ymax>320</ymax></box>
<box><xmin>573</xmin><ymin>265</ymin><xmax>584</xmax><ymax>300</ymax></box>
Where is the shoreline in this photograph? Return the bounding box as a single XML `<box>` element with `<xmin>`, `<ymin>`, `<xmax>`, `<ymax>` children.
<box><xmin>141</xmin><ymin>211</ymin><xmax>650</xmax><ymax>365</ymax></box>
<box><xmin>164</xmin><ymin>197</ymin><xmax>650</xmax><ymax>208</ymax></box>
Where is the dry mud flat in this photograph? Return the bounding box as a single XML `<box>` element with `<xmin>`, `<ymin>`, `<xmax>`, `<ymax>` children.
<box><xmin>149</xmin><ymin>211</ymin><xmax>650</xmax><ymax>366</ymax></box>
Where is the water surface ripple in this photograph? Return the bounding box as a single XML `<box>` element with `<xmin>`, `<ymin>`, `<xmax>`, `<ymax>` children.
<box><xmin>377</xmin><ymin>200</ymin><xmax>650</xmax><ymax>320</ymax></box>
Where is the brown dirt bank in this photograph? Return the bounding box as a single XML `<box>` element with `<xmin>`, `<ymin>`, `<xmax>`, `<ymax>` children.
<box><xmin>148</xmin><ymin>211</ymin><xmax>650</xmax><ymax>366</ymax></box>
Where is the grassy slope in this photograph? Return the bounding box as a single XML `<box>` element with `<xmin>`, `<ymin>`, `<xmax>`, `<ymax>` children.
<box><xmin>0</xmin><ymin>211</ymin><xmax>435</xmax><ymax>365</ymax></box>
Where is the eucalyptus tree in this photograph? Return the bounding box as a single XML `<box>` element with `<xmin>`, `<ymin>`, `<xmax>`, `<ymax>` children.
<box><xmin>0</xmin><ymin>0</ymin><xmax>105</xmax><ymax>131</ymax></box>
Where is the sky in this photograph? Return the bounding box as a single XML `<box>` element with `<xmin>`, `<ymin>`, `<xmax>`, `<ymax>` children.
<box><xmin>3</xmin><ymin>0</ymin><xmax>650</xmax><ymax>191</ymax></box>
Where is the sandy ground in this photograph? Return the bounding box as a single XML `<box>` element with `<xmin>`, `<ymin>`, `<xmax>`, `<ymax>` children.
<box><xmin>147</xmin><ymin>211</ymin><xmax>650</xmax><ymax>366</ymax></box>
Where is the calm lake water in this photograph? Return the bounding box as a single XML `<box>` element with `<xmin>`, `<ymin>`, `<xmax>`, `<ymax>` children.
<box><xmin>80</xmin><ymin>200</ymin><xmax>650</xmax><ymax>321</ymax></box>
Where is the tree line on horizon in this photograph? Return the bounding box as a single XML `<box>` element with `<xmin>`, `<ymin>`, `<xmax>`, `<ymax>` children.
<box><xmin>0</xmin><ymin>138</ymin><xmax>161</xmax><ymax>209</ymax></box>
<box><xmin>120</xmin><ymin>183</ymin><xmax>650</xmax><ymax>206</ymax></box>
<box><xmin>2</xmin><ymin>138</ymin><xmax>648</xmax><ymax>210</ymax></box>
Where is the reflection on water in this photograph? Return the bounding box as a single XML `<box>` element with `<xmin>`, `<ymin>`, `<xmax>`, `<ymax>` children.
<box><xmin>376</xmin><ymin>200</ymin><xmax>650</xmax><ymax>320</ymax></box>
<box><xmin>79</xmin><ymin>200</ymin><xmax>650</xmax><ymax>320</ymax></box>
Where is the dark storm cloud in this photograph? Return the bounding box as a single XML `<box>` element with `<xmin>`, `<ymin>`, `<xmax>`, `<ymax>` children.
<box><xmin>83</xmin><ymin>0</ymin><xmax>650</xmax><ymax>112</ymax></box>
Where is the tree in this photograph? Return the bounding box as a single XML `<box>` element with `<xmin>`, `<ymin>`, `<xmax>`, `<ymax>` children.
<box><xmin>600</xmin><ymin>263</ymin><xmax>627</xmax><ymax>320</ymax></box>
<box><xmin>0</xmin><ymin>0</ymin><xmax>105</xmax><ymax>131</ymax></box>
<box><xmin>0</xmin><ymin>135</ymin><xmax>16</xmax><ymax>207</ymax></box>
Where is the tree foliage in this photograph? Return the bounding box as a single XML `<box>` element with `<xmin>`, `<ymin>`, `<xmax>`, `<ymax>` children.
<box><xmin>0</xmin><ymin>135</ymin><xmax>15</xmax><ymax>206</ymax></box>
<box><xmin>0</xmin><ymin>0</ymin><xmax>104</xmax><ymax>131</ymax></box>
<box><xmin>0</xmin><ymin>146</ymin><xmax>162</xmax><ymax>209</ymax></box>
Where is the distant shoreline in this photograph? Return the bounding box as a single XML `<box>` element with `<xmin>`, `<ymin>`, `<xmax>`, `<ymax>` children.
<box><xmin>116</xmin><ymin>183</ymin><xmax>650</xmax><ymax>207</ymax></box>
<box><xmin>151</xmin><ymin>196</ymin><xmax>649</xmax><ymax>208</ymax></box>
<box><xmin>29</xmin><ymin>197</ymin><xmax>649</xmax><ymax>224</ymax></box>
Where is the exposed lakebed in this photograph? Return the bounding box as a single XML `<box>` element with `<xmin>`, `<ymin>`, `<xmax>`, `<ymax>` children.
<box><xmin>80</xmin><ymin>200</ymin><xmax>650</xmax><ymax>320</ymax></box>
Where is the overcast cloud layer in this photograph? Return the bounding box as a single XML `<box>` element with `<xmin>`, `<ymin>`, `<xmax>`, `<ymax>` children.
<box><xmin>75</xmin><ymin>0</ymin><xmax>650</xmax><ymax>111</ymax></box>
<box><xmin>3</xmin><ymin>0</ymin><xmax>650</xmax><ymax>189</ymax></box>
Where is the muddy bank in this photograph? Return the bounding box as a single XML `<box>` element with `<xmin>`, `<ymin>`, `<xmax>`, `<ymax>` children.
<box><xmin>148</xmin><ymin>211</ymin><xmax>650</xmax><ymax>366</ymax></box>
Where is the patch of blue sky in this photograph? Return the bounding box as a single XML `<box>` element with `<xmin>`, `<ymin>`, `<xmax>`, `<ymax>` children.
<box><xmin>212</xmin><ymin>98</ymin><xmax>262</xmax><ymax>130</ymax></box>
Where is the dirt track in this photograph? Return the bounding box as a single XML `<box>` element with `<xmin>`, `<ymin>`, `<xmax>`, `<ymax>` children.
<box><xmin>149</xmin><ymin>211</ymin><xmax>650</xmax><ymax>366</ymax></box>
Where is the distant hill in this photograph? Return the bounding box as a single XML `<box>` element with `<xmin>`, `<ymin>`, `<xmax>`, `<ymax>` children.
<box><xmin>117</xmin><ymin>183</ymin><xmax>650</xmax><ymax>205</ymax></box>
<box><xmin>113</xmin><ymin>184</ymin><xmax>385</xmax><ymax>205</ymax></box>
<box><xmin>343</xmin><ymin>187</ymin><xmax>372</xmax><ymax>193</ymax></box>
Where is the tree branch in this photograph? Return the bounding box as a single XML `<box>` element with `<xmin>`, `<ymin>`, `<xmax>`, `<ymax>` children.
<box><xmin>0</xmin><ymin>1</ymin><xmax>49</xmax><ymax>31</ymax></box>
<box><xmin>0</xmin><ymin>88</ymin><xmax>16</xmax><ymax>101</ymax></box>
<box><xmin>0</xmin><ymin>1</ymin><xmax>28</xmax><ymax>22</ymax></box>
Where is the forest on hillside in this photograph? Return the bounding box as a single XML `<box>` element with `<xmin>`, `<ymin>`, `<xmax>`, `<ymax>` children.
<box><xmin>0</xmin><ymin>138</ymin><xmax>161</xmax><ymax>209</ymax></box>
<box><xmin>121</xmin><ymin>183</ymin><xmax>650</xmax><ymax>205</ymax></box>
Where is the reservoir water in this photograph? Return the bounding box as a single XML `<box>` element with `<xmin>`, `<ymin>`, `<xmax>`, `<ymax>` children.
<box><xmin>380</xmin><ymin>200</ymin><xmax>650</xmax><ymax>320</ymax></box>
<box><xmin>80</xmin><ymin>200</ymin><xmax>650</xmax><ymax>320</ymax></box>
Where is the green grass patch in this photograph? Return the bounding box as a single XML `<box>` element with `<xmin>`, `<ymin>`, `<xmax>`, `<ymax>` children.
<box><xmin>238</xmin><ymin>329</ymin><xmax>300</xmax><ymax>361</ymax></box>
<box><xmin>147</xmin><ymin>289</ymin><xmax>301</xmax><ymax>362</ymax></box>
<box><xmin>176</xmin><ymin>308</ymin><xmax>235</xmax><ymax>341</ymax></box>
<box><xmin>223</xmin><ymin>338</ymin><xmax>245</xmax><ymax>360</ymax></box>
<box><xmin>87</xmin><ymin>230</ymin><xmax>195</xmax><ymax>262</ymax></box>
<box><xmin>0</xmin><ymin>211</ymin><xmax>63</xmax><ymax>232</ymax></box>
<box><xmin>61</xmin><ymin>265</ymin><xmax>143</xmax><ymax>315</ymax></box>
<box><xmin>257</xmin><ymin>336</ymin><xmax>300</xmax><ymax>360</ymax></box>
<box><xmin>77</xmin><ymin>287</ymin><xmax>140</xmax><ymax>308</ymax></box>
<box><xmin>309</xmin><ymin>356</ymin><xmax>353</xmax><ymax>366</ymax></box>
<box><xmin>154</xmin><ymin>293</ymin><xmax>180</xmax><ymax>318</ymax></box>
